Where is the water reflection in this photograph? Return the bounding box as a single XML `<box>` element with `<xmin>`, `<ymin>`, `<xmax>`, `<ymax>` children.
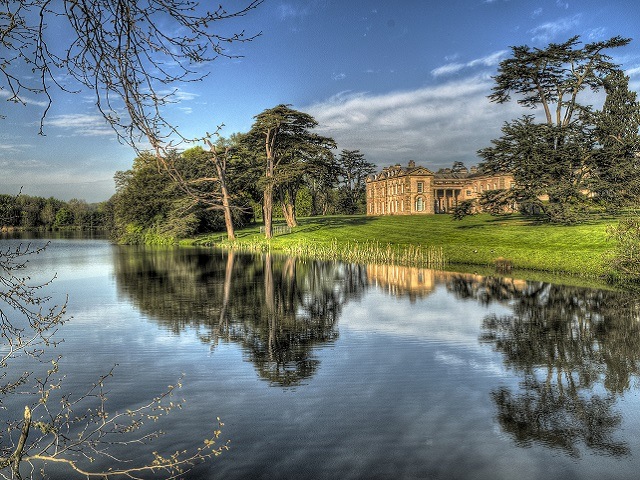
<box><xmin>114</xmin><ymin>248</ymin><xmax>640</xmax><ymax>459</ymax></box>
<box><xmin>114</xmin><ymin>247</ymin><xmax>367</xmax><ymax>386</ymax></box>
<box><xmin>349</xmin><ymin>264</ymin><xmax>640</xmax><ymax>458</ymax></box>
<box><xmin>447</xmin><ymin>274</ymin><xmax>640</xmax><ymax>457</ymax></box>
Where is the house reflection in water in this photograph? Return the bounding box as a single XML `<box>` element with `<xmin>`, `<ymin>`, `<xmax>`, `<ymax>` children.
<box><xmin>366</xmin><ymin>264</ymin><xmax>438</xmax><ymax>302</ymax></box>
<box><xmin>367</xmin><ymin>263</ymin><xmax>528</xmax><ymax>303</ymax></box>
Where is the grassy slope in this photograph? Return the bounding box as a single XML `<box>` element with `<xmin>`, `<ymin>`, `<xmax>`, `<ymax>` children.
<box><xmin>192</xmin><ymin>214</ymin><xmax>616</xmax><ymax>278</ymax></box>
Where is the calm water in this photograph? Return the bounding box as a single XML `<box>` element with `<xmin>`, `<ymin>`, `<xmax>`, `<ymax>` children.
<box><xmin>4</xmin><ymin>237</ymin><xmax>640</xmax><ymax>479</ymax></box>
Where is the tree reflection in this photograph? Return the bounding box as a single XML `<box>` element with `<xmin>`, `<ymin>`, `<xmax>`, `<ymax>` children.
<box><xmin>113</xmin><ymin>247</ymin><xmax>367</xmax><ymax>387</ymax></box>
<box><xmin>447</xmin><ymin>274</ymin><xmax>640</xmax><ymax>457</ymax></box>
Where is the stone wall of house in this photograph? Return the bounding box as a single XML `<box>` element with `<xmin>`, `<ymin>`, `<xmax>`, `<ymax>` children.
<box><xmin>366</xmin><ymin>164</ymin><xmax>435</xmax><ymax>215</ymax></box>
<box><xmin>366</xmin><ymin>162</ymin><xmax>515</xmax><ymax>216</ymax></box>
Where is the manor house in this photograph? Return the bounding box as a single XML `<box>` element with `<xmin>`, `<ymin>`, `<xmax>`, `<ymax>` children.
<box><xmin>365</xmin><ymin>161</ymin><xmax>514</xmax><ymax>215</ymax></box>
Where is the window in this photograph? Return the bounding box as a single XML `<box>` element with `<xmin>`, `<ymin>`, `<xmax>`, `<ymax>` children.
<box><xmin>417</xmin><ymin>182</ymin><xmax>424</xmax><ymax>193</ymax></box>
<box><xmin>466</xmin><ymin>190</ymin><xmax>471</xmax><ymax>196</ymax></box>
<box><xmin>415</xmin><ymin>197</ymin><xmax>424</xmax><ymax>212</ymax></box>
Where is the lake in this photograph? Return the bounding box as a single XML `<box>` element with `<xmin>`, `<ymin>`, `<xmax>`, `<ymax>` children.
<box><xmin>3</xmin><ymin>237</ymin><xmax>640</xmax><ymax>479</ymax></box>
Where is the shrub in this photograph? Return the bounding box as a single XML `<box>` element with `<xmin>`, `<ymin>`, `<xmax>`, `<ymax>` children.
<box><xmin>606</xmin><ymin>215</ymin><xmax>640</xmax><ymax>282</ymax></box>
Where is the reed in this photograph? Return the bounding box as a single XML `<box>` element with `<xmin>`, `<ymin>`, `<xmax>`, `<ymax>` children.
<box><xmin>216</xmin><ymin>238</ymin><xmax>271</xmax><ymax>252</ymax></box>
<box><xmin>282</xmin><ymin>239</ymin><xmax>447</xmax><ymax>269</ymax></box>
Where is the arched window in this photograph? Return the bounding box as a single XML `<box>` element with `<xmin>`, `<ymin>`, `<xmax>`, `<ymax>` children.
<box><xmin>415</xmin><ymin>197</ymin><xmax>424</xmax><ymax>212</ymax></box>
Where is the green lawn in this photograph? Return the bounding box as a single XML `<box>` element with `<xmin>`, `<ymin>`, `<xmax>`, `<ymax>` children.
<box><xmin>191</xmin><ymin>214</ymin><xmax>617</xmax><ymax>278</ymax></box>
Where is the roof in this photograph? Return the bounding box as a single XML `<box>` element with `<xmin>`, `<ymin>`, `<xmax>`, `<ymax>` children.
<box><xmin>367</xmin><ymin>162</ymin><xmax>512</xmax><ymax>182</ymax></box>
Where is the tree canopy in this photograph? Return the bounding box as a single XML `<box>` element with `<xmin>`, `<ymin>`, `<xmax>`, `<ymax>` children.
<box><xmin>479</xmin><ymin>35</ymin><xmax>637</xmax><ymax>223</ymax></box>
<box><xmin>245</xmin><ymin>104</ymin><xmax>336</xmax><ymax>237</ymax></box>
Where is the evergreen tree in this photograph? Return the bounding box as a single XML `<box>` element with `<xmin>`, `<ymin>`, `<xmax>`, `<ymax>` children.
<box><xmin>479</xmin><ymin>35</ymin><xmax>631</xmax><ymax>223</ymax></box>
<box><xmin>590</xmin><ymin>71</ymin><xmax>640</xmax><ymax>210</ymax></box>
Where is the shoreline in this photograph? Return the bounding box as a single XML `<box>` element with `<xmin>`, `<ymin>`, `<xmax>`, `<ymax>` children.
<box><xmin>186</xmin><ymin>213</ymin><xmax>620</xmax><ymax>283</ymax></box>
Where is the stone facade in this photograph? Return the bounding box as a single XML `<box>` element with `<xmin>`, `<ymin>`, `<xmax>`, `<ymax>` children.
<box><xmin>365</xmin><ymin>161</ymin><xmax>515</xmax><ymax>215</ymax></box>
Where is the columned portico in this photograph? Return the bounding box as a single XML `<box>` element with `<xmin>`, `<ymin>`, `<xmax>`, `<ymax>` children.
<box><xmin>434</xmin><ymin>188</ymin><xmax>461</xmax><ymax>213</ymax></box>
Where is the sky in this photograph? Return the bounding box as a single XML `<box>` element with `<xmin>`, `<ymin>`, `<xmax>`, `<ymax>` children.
<box><xmin>1</xmin><ymin>0</ymin><xmax>640</xmax><ymax>202</ymax></box>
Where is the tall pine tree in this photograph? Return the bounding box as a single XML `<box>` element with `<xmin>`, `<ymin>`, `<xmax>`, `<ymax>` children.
<box><xmin>590</xmin><ymin>71</ymin><xmax>640</xmax><ymax>211</ymax></box>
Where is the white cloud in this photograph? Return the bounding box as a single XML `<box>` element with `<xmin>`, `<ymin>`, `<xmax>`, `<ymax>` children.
<box><xmin>306</xmin><ymin>75</ymin><xmax>525</xmax><ymax>171</ymax></box>
<box><xmin>627</xmin><ymin>66</ymin><xmax>640</xmax><ymax>77</ymax></box>
<box><xmin>468</xmin><ymin>50</ymin><xmax>509</xmax><ymax>68</ymax></box>
<box><xmin>47</xmin><ymin>113</ymin><xmax>114</xmax><ymax>137</ymax></box>
<box><xmin>587</xmin><ymin>27</ymin><xmax>607</xmax><ymax>40</ymax></box>
<box><xmin>529</xmin><ymin>14</ymin><xmax>582</xmax><ymax>43</ymax></box>
<box><xmin>0</xmin><ymin>143</ymin><xmax>35</xmax><ymax>155</ymax></box>
<box><xmin>0</xmin><ymin>89</ymin><xmax>50</xmax><ymax>108</ymax></box>
<box><xmin>332</xmin><ymin>72</ymin><xmax>347</xmax><ymax>81</ymax></box>
<box><xmin>278</xmin><ymin>4</ymin><xmax>304</xmax><ymax>20</ymax></box>
<box><xmin>169</xmin><ymin>89</ymin><xmax>199</xmax><ymax>102</ymax></box>
<box><xmin>431</xmin><ymin>50</ymin><xmax>508</xmax><ymax>78</ymax></box>
<box><xmin>431</xmin><ymin>63</ymin><xmax>465</xmax><ymax>77</ymax></box>
<box><xmin>278</xmin><ymin>1</ymin><xmax>321</xmax><ymax>21</ymax></box>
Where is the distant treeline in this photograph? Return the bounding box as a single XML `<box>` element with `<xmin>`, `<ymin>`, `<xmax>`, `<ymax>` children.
<box><xmin>0</xmin><ymin>193</ymin><xmax>112</xmax><ymax>230</ymax></box>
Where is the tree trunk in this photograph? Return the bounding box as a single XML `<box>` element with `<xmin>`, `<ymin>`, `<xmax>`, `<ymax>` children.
<box><xmin>282</xmin><ymin>201</ymin><xmax>297</xmax><ymax>227</ymax></box>
<box><xmin>263</xmin><ymin>130</ymin><xmax>275</xmax><ymax>239</ymax></box>
<box><xmin>205</xmin><ymin>142</ymin><xmax>236</xmax><ymax>241</ymax></box>
<box><xmin>283</xmin><ymin>186</ymin><xmax>297</xmax><ymax>227</ymax></box>
<box><xmin>264</xmin><ymin>253</ymin><xmax>275</xmax><ymax>359</ymax></box>
<box><xmin>214</xmin><ymin>159</ymin><xmax>235</xmax><ymax>241</ymax></box>
<box><xmin>288</xmin><ymin>202</ymin><xmax>297</xmax><ymax>227</ymax></box>
<box><xmin>263</xmin><ymin>183</ymin><xmax>273</xmax><ymax>239</ymax></box>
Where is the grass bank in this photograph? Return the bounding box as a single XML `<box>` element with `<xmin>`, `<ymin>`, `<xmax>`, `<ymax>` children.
<box><xmin>190</xmin><ymin>214</ymin><xmax>616</xmax><ymax>278</ymax></box>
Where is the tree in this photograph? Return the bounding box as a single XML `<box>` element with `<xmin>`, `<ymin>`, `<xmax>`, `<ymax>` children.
<box><xmin>247</xmin><ymin>105</ymin><xmax>336</xmax><ymax>238</ymax></box>
<box><xmin>489</xmin><ymin>35</ymin><xmax>630</xmax><ymax>128</ymax></box>
<box><xmin>67</xmin><ymin>199</ymin><xmax>89</xmax><ymax>228</ymax></box>
<box><xmin>451</xmin><ymin>199</ymin><xmax>475</xmax><ymax>220</ymax></box>
<box><xmin>53</xmin><ymin>207</ymin><xmax>74</xmax><ymax>228</ymax></box>
<box><xmin>163</xmin><ymin>141</ymin><xmax>240</xmax><ymax>242</ymax></box>
<box><xmin>112</xmin><ymin>153</ymin><xmax>177</xmax><ymax>238</ymax></box>
<box><xmin>336</xmin><ymin>150</ymin><xmax>376</xmax><ymax>214</ymax></box>
<box><xmin>306</xmin><ymin>162</ymin><xmax>340</xmax><ymax>216</ymax></box>
<box><xmin>479</xmin><ymin>35</ymin><xmax>632</xmax><ymax>222</ymax></box>
<box><xmin>606</xmin><ymin>216</ymin><xmax>640</xmax><ymax>283</ymax></box>
<box><xmin>589</xmin><ymin>71</ymin><xmax>640</xmax><ymax>210</ymax></box>
<box><xmin>202</xmin><ymin>137</ymin><xmax>237</xmax><ymax>240</ymax></box>
<box><xmin>40</xmin><ymin>198</ymin><xmax>62</xmax><ymax>229</ymax></box>
<box><xmin>276</xmin><ymin>138</ymin><xmax>336</xmax><ymax>226</ymax></box>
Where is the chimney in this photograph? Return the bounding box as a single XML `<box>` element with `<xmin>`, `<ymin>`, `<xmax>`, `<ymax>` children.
<box><xmin>408</xmin><ymin>160</ymin><xmax>416</xmax><ymax>168</ymax></box>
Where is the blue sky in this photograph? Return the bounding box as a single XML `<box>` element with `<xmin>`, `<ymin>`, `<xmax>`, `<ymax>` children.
<box><xmin>1</xmin><ymin>0</ymin><xmax>639</xmax><ymax>202</ymax></box>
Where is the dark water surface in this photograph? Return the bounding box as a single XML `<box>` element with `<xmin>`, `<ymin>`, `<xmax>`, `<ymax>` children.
<box><xmin>4</xmin><ymin>237</ymin><xmax>640</xmax><ymax>479</ymax></box>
